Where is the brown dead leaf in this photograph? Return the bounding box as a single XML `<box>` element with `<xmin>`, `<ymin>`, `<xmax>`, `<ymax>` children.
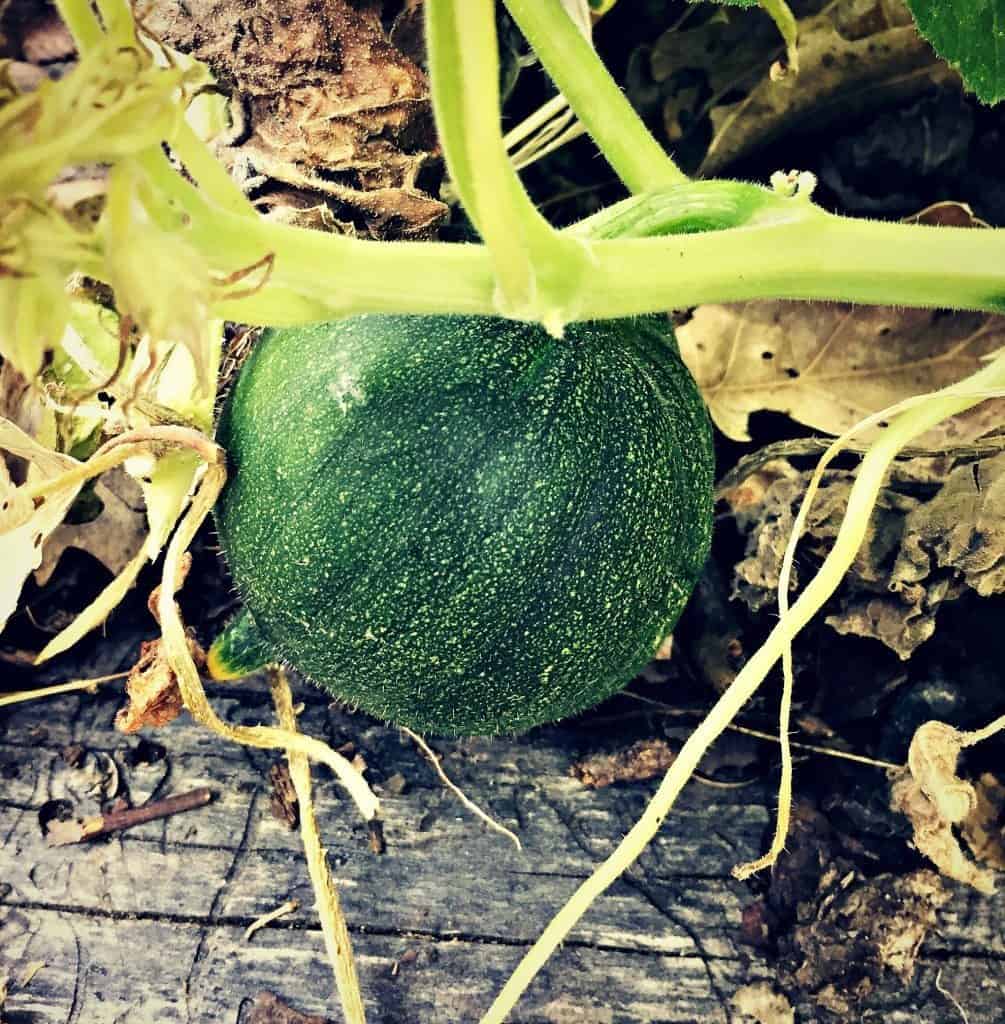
<box><xmin>35</xmin><ymin>468</ymin><xmax>147</xmax><ymax>585</ymax></box>
<box><xmin>678</xmin><ymin>302</ymin><xmax>1005</xmax><ymax>444</ymax></box>
<box><xmin>783</xmin><ymin>866</ymin><xmax>948</xmax><ymax>1016</ymax></box>
<box><xmin>732</xmin><ymin>982</ymin><xmax>794</xmax><ymax>1024</ymax></box>
<box><xmin>246</xmin><ymin>991</ymin><xmax>329</xmax><ymax>1024</ymax></box>
<box><xmin>960</xmin><ymin>773</ymin><xmax>1005</xmax><ymax>871</ymax></box>
<box><xmin>890</xmin><ymin>721</ymin><xmax>996</xmax><ymax>893</ymax></box>
<box><xmin>651</xmin><ymin>0</ymin><xmax>958</xmax><ymax>175</ymax></box>
<box><xmin>115</xmin><ymin>635</ymin><xmax>205</xmax><ymax>734</ymax></box>
<box><xmin>571</xmin><ymin>739</ymin><xmax>675</xmax><ymax>788</ymax></box>
<box><xmin>728</xmin><ymin>450</ymin><xmax>1005</xmax><ymax>658</ymax></box>
<box><xmin>146</xmin><ymin>0</ymin><xmax>447</xmax><ymax>240</ymax></box>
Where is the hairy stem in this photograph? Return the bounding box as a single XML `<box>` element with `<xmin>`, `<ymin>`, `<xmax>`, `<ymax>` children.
<box><xmin>502</xmin><ymin>0</ymin><xmax>686</xmax><ymax>191</ymax></box>
<box><xmin>425</xmin><ymin>0</ymin><xmax>589</xmax><ymax>327</ymax></box>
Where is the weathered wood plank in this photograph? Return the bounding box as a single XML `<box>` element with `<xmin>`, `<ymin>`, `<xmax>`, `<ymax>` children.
<box><xmin>2</xmin><ymin>684</ymin><xmax>1003</xmax><ymax>1023</ymax></box>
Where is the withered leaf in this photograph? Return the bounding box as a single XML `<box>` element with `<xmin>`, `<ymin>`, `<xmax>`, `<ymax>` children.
<box><xmin>960</xmin><ymin>773</ymin><xmax>1005</xmax><ymax>872</ymax></box>
<box><xmin>678</xmin><ymin>302</ymin><xmax>1005</xmax><ymax>444</ymax></box>
<box><xmin>727</xmin><ymin>453</ymin><xmax>1005</xmax><ymax>659</ymax></box>
<box><xmin>246</xmin><ymin>991</ymin><xmax>329</xmax><ymax>1024</ymax></box>
<box><xmin>115</xmin><ymin>634</ymin><xmax>205</xmax><ymax>734</ymax></box>
<box><xmin>146</xmin><ymin>0</ymin><xmax>447</xmax><ymax>239</ymax></box>
<box><xmin>651</xmin><ymin>0</ymin><xmax>959</xmax><ymax>175</ymax></box>
<box><xmin>35</xmin><ymin>469</ymin><xmax>147</xmax><ymax>585</ymax></box>
<box><xmin>890</xmin><ymin>721</ymin><xmax>997</xmax><ymax>893</ymax></box>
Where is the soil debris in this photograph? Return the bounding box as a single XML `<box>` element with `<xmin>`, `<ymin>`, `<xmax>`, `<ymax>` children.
<box><xmin>732</xmin><ymin>982</ymin><xmax>794</xmax><ymax>1024</ymax></box>
<box><xmin>245</xmin><ymin>990</ymin><xmax>330</xmax><ymax>1024</ymax></box>
<box><xmin>571</xmin><ymin>738</ymin><xmax>676</xmax><ymax>788</ymax></box>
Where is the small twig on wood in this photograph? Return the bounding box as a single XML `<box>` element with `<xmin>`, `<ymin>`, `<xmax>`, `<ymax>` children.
<box><xmin>18</xmin><ymin>961</ymin><xmax>45</xmax><ymax>989</ymax></box>
<box><xmin>244</xmin><ymin>899</ymin><xmax>299</xmax><ymax>942</ymax></box>
<box><xmin>46</xmin><ymin>787</ymin><xmax>214</xmax><ymax>846</ymax></box>
<box><xmin>0</xmin><ymin>671</ymin><xmax>129</xmax><ymax>708</ymax></box>
<box><xmin>402</xmin><ymin>727</ymin><xmax>522</xmax><ymax>851</ymax></box>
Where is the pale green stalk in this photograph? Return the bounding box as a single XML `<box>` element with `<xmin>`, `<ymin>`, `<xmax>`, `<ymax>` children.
<box><xmin>502</xmin><ymin>0</ymin><xmax>686</xmax><ymax>191</ymax></box>
<box><xmin>425</xmin><ymin>0</ymin><xmax>588</xmax><ymax>326</ymax></box>
<box><xmin>54</xmin><ymin>0</ymin><xmax>103</xmax><ymax>53</ymax></box>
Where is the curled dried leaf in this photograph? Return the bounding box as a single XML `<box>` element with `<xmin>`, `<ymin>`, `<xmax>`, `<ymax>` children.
<box><xmin>571</xmin><ymin>739</ymin><xmax>676</xmax><ymax>789</ymax></box>
<box><xmin>890</xmin><ymin>721</ymin><xmax>996</xmax><ymax>893</ymax></box>
<box><xmin>115</xmin><ymin>633</ymin><xmax>205</xmax><ymax>734</ymax></box>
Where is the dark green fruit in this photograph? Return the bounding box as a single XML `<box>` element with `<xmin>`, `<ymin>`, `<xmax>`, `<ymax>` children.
<box><xmin>210</xmin><ymin>313</ymin><xmax>713</xmax><ymax>736</ymax></box>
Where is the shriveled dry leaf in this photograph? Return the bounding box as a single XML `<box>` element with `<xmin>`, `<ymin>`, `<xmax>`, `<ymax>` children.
<box><xmin>786</xmin><ymin>867</ymin><xmax>947</xmax><ymax>1015</ymax></box>
<box><xmin>146</xmin><ymin>0</ymin><xmax>447</xmax><ymax>239</ymax></box>
<box><xmin>960</xmin><ymin>773</ymin><xmax>1005</xmax><ymax>871</ymax></box>
<box><xmin>678</xmin><ymin>302</ymin><xmax>1005</xmax><ymax>443</ymax></box>
<box><xmin>571</xmin><ymin>739</ymin><xmax>676</xmax><ymax>788</ymax></box>
<box><xmin>651</xmin><ymin>0</ymin><xmax>958</xmax><ymax>175</ymax></box>
<box><xmin>35</xmin><ymin>469</ymin><xmax>147</xmax><ymax>585</ymax></box>
<box><xmin>115</xmin><ymin>634</ymin><xmax>206</xmax><ymax>734</ymax></box>
<box><xmin>727</xmin><ymin>453</ymin><xmax>1005</xmax><ymax>658</ymax></box>
<box><xmin>891</xmin><ymin>721</ymin><xmax>997</xmax><ymax>893</ymax></box>
<box><xmin>732</xmin><ymin>982</ymin><xmax>794</xmax><ymax>1024</ymax></box>
<box><xmin>0</xmin><ymin>419</ymin><xmax>80</xmax><ymax>632</ymax></box>
<box><xmin>890</xmin><ymin>451</ymin><xmax>1005</xmax><ymax>599</ymax></box>
<box><xmin>246</xmin><ymin>991</ymin><xmax>330</xmax><ymax>1024</ymax></box>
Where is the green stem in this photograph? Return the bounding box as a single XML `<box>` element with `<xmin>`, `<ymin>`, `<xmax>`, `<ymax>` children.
<box><xmin>425</xmin><ymin>0</ymin><xmax>588</xmax><ymax>326</ymax></box>
<box><xmin>54</xmin><ymin>0</ymin><xmax>104</xmax><ymax>53</ymax></box>
<box><xmin>761</xmin><ymin>0</ymin><xmax>799</xmax><ymax>74</ymax></box>
<box><xmin>113</xmin><ymin>171</ymin><xmax>1005</xmax><ymax>321</ymax></box>
<box><xmin>162</xmin><ymin>120</ymin><xmax>256</xmax><ymax>219</ymax></box>
<box><xmin>502</xmin><ymin>0</ymin><xmax>686</xmax><ymax>192</ymax></box>
<box><xmin>218</xmin><ymin>207</ymin><xmax>1005</xmax><ymax>321</ymax></box>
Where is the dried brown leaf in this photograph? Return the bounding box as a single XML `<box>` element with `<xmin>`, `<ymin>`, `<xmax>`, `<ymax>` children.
<box><xmin>35</xmin><ymin>469</ymin><xmax>147</xmax><ymax>584</ymax></box>
<box><xmin>146</xmin><ymin>0</ymin><xmax>447</xmax><ymax>240</ymax></box>
<box><xmin>246</xmin><ymin>991</ymin><xmax>329</xmax><ymax>1024</ymax></box>
<box><xmin>571</xmin><ymin>739</ymin><xmax>676</xmax><ymax>789</ymax></box>
<box><xmin>960</xmin><ymin>773</ymin><xmax>1005</xmax><ymax>871</ymax></box>
<box><xmin>678</xmin><ymin>302</ymin><xmax>1005</xmax><ymax>444</ymax></box>
<box><xmin>728</xmin><ymin>452</ymin><xmax>1005</xmax><ymax>658</ymax></box>
<box><xmin>115</xmin><ymin>634</ymin><xmax>205</xmax><ymax>734</ymax></box>
<box><xmin>651</xmin><ymin>0</ymin><xmax>958</xmax><ymax>175</ymax></box>
<box><xmin>890</xmin><ymin>721</ymin><xmax>996</xmax><ymax>893</ymax></box>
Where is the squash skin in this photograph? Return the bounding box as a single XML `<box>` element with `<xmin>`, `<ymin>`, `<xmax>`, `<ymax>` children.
<box><xmin>213</xmin><ymin>314</ymin><xmax>713</xmax><ymax>736</ymax></box>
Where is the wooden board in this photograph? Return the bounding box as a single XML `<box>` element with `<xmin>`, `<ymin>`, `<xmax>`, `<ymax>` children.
<box><xmin>1</xmin><ymin>676</ymin><xmax>1003</xmax><ymax>1023</ymax></box>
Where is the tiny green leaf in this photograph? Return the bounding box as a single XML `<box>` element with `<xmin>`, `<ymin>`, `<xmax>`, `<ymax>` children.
<box><xmin>907</xmin><ymin>0</ymin><xmax>1005</xmax><ymax>104</ymax></box>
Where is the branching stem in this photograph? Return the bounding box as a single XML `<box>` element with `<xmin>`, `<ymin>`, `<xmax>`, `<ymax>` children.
<box><xmin>502</xmin><ymin>0</ymin><xmax>686</xmax><ymax>191</ymax></box>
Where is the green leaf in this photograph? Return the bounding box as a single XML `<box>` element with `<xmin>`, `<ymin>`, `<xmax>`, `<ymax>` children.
<box><xmin>906</xmin><ymin>0</ymin><xmax>1005</xmax><ymax>104</ymax></box>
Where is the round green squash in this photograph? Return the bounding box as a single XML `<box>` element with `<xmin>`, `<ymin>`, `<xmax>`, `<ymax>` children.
<box><xmin>210</xmin><ymin>313</ymin><xmax>714</xmax><ymax>736</ymax></box>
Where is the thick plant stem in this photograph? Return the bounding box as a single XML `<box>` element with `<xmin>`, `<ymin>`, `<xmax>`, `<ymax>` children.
<box><xmin>481</xmin><ymin>353</ymin><xmax>1005</xmax><ymax>1024</ymax></box>
<box><xmin>502</xmin><ymin>0</ymin><xmax>686</xmax><ymax>192</ymax></box>
<box><xmin>54</xmin><ymin>0</ymin><xmax>104</xmax><ymax>52</ymax></box>
<box><xmin>270</xmin><ymin>669</ymin><xmax>367</xmax><ymax>1024</ymax></box>
<box><xmin>178</xmin><ymin>191</ymin><xmax>1005</xmax><ymax>323</ymax></box>
<box><xmin>425</xmin><ymin>0</ymin><xmax>588</xmax><ymax>326</ymax></box>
